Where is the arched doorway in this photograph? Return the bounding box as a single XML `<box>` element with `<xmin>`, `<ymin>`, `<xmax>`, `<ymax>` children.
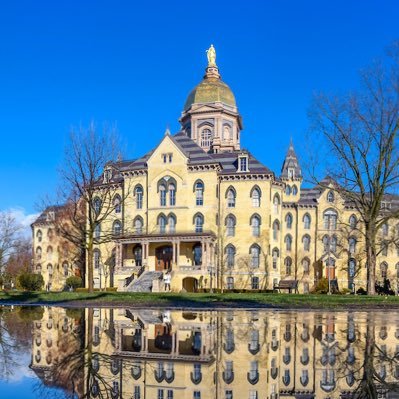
<box><xmin>183</xmin><ymin>277</ymin><xmax>198</xmax><ymax>293</ymax></box>
<box><xmin>156</xmin><ymin>245</ymin><xmax>173</xmax><ymax>271</ymax></box>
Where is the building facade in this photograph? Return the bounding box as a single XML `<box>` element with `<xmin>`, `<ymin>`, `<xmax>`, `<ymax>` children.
<box><xmin>32</xmin><ymin>47</ymin><xmax>399</xmax><ymax>293</ymax></box>
<box><xmin>31</xmin><ymin>206</ymin><xmax>82</xmax><ymax>291</ymax></box>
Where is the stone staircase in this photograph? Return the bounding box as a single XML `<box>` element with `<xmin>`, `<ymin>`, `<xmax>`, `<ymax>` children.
<box><xmin>126</xmin><ymin>271</ymin><xmax>163</xmax><ymax>292</ymax></box>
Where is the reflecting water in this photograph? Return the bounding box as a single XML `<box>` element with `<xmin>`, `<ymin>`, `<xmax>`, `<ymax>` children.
<box><xmin>1</xmin><ymin>306</ymin><xmax>399</xmax><ymax>398</ymax></box>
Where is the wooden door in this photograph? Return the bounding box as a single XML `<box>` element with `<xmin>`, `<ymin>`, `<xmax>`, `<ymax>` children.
<box><xmin>156</xmin><ymin>246</ymin><xmax>173</xmax><ymax>271</ymax></box>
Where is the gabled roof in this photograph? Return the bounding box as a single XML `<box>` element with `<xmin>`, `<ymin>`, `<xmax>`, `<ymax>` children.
<box><xmin>111</xmin><ymin>131</ymin><xmax>274</xmax><ymax>176</ymax></box>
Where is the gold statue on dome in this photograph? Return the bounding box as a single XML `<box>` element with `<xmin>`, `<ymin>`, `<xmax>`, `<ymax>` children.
<box><xmin>206</xmin><ymin>44</ymin><xmax>216</xmax><ymax>66</ymax></box>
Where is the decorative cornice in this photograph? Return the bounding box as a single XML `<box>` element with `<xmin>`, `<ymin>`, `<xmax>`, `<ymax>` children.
<box><xmin>218</xmin><ymin>173</ymin><xmax>273</xmax><ymax>182</ymax></box>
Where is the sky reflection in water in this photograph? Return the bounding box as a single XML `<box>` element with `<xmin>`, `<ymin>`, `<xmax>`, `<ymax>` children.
<box><xmin>1</xmin><ymin>306</ymin><xmax>399</xmax><ymax>398</ymax></box>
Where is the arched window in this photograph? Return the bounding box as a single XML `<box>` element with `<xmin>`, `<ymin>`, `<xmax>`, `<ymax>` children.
<box><xmin>251</xmin><ymin>187</ymin><xmax>261</xmax><ymax>207</ymax></box>
<box><xmin>158</xmin><ymin>214</ymin><xmax>167</xmax><ymax>234</ymax></box>
<box><xmin>272</xmin><ymin>248</ymin><xmax>279</xmax><ymax>269</ymax></box>
<box><xmin>36</xmin><ymin>246</ymin><xmax>42</xmax><ymax>260</ymax></box>
<box><xmin>302</xmin><ymin>258</ymin><xmax>310</xmax><ymax>274</ymax></box>
<box><xmin>284</xmin><ymin>257</ymin><xmax>292</xmax><ymax>275</ymax></box>
<box><xmin>302</xmin><ymin>235</ymin><xmax>311</xmax><ymax>251</ymax></box>
<box><xmin>223</xmin><ymin>125</ymin><xmax>231</xmax><ymax>140</ymax></box>
<box><xmin>113</xmin><ymin>220</ymin><xmax>122</xmax><ymax>236</ymax></box>
<box><xmin>226</xmin><ymin>245</ymin><xmax>235</xmax><ymax>268</ymax></box>
<box><xmin>380</xmin><ymin>262</ymin><xmax>388</xmax><ymax>279</ymax></box>
<box><xmin>382</xmin><ymin>223</ymin><xmax>389</xmax><ymax>236</ymax></box>
<box><xmin>194</xmin><ymin>180</ymin><xmax>204</xmax><ymax>206</ymax></box>
<box><xmin>303</xmin><ymin>213</ymin><xmax>311</xmax><ymax>229</ymax></box>
<box><xmin>133</xmin><ymin>245</ymin><xmax>142</xmax><ymax>266</ymax></box>
<box><xmin>226</xmin><ymin>215</ymin><xmax>236</xmax><ymax>237</ymax></box>
<box><xmin>251</xmin><ymin>214</ymin><xmax>261</xmax><ymax>237</ymax></box>
<box><xmin>382</xmin><ymin>241</ymin><xmax>388</xmax><ymax>256</ymax></box>
<box><xmin>36</xmin><ymin>230</ymin><xmax>42</xmax><ymax>242</ymax></box>
<box><xmin>93</xmin><ymin>197</ymin><xmax>102</xmax><ymax>214</ymax></box>
<box><xmin>285</xmin><ymin>213</ymin><xmax>293</xmax><ymax>229</ymax></box>
<box><xmin>159</xmin><ymin>184</ymin><xmax>166</xmax><ymax>206</ymax></box>
<box><xmin>285</xmin><ymin>185</ymin><xmax>291</xmax><ymax>195</ymax></box>
<box><xmin>272</xmin><ymin>220</ymin><xmax>280</xmax><ymax>240</ymax></box>
<box><xmin>193</xmin><ymin>244</ymin><xmax>202</xmax><ymax>265</ymax></box>
<box><xmin>113</xmin><ymin>195</ymin><xmax>121</xmax><ymax>213</ymax></box>
<box><xmin>292</xmin><ymin>185</ymin><xmax>298</xmax><ymax>195</ymax></box>
<box><xmin>169</xmin><ymin>183</ymin><xmax>176</xmax><ymax>206</ymax></box>
<box><xmin>349</xmin><ymin>214</ymin><xmax>357</xmax><ymax>229</ymax></box>
<box><xmin>194</xmin><ymin>213</ymin><xmax>204</xmax><ymax>233</ymax></box>
<box><xmin>250</xmin><ymin>245</ymin><xmax>260</xmax><ymax>268</ymax></box>
<box><xmin>273</xmin><ymin>194</ymin><xmax>280</xmax><ymax>214</ymax></box>
<box><xmin>47</xmin><ymin>246</ymin><xmax>53</xmax><ymax>261</ymax></box>
<box><xmin>63</xmin><ymin>262</ymin><xmax>69</xmax><ymax>277</ymax></box>
<box><xmin>200</xmin><ymin>128</ymin><xmax>212</xmax><ymax>147</ymax></box>
<box><xmin>226</xmin><ymin>188</ymin><xmax>236</xmax><ymax>208</ymax></box>
<box><xmin>330</xmin><ymin>235</ymin><xmax>337</xmax><ymax>252</ymax></box>
<box><xmin>323</xmin><ymin>235</ymin><xmax>329</xmax><ymax>252</ymax></box>
<box><xmin>93</xmin><ymin>249</ymin><xmax>101</xmax><ymax>269</ymax></box>
<box><xmin>285</xmin><ymin>235</ymin><xmax>292</xmax><ymax>251</ymax></box>
<box><xmin>348</xmin><ymin>258</ymin><xmax>356</xmax><ymax>281</ymax></box>
<box><xmin>133</xmin><ymin>217</ymin><xmax>143</xmax><ymax>234</ymax></box>
<box><xmin>349</xmin><ymin>237</ymin><xmax>357</xmax><ymax>254</ymax></box>
<box><xmin>135</xmin><ymin>186</ymin><xmax>143</xmax><ymax>209</ymax></box>
<box><xmin>47</xmin><ymin>228</ymin><xmax>53</xmax><ymax>240</ymax></box>
<box><xmin>168</xmin><ymin>214</ymin><xmax>176</xmax><ymax>233</ymax></box>
<box><xmin>323</xmin><ymin>209</ymin><xmax>337</xmax><ymax>230</ymax></box>
<box><xmin>47</xmin><ymin>263</ymin><xmax>53</xmax><ymax>276</ymax></box>
<box><xmin>94</xmin><ymin>223</ymin><xmax>101</xmax><ymax>239</ymax></box>
<box><xmin>327</xmin><ymin>190</ymin><xmax>335</xmax><ymax>203</ymax></box>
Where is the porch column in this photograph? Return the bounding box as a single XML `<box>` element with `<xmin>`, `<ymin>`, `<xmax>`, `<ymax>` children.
<box><xmin>115</xmin><ymin>243</ymin><xmax>122</xmax><ymax>269</ymax></box>
<box><xmin>176</xmin><ymin>240</ymin><xmax>180</xmax><ymax>266</ymax></box>
<box><xmin>201</xmin><ymin>240</ymin><xmax>206</xmax><ymax>270</ymax></box>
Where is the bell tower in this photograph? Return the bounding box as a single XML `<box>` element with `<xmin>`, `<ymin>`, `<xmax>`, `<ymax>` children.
<box><xmin>180</xmin><ymin>45</ymin><xmax>243</xmax><ymax>153</ymax></box>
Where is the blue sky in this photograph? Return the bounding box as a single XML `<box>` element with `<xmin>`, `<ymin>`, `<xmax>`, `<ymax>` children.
<box><xmin>1</xmin><ymin>0</ymin><xmax>398</xmax><ymax>221</ymax></box>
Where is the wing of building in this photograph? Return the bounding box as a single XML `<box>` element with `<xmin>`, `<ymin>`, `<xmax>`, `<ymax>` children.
<box><xmin>32</xmin><ymin>48</ymin><xmax>399</xmax><ymax>293</ymax></box>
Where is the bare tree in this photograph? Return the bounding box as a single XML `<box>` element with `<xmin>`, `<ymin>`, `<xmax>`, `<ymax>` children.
<box><xmin>309</xmin><ymin>43</ymin><xmax>399</xmax><ymax>294</ymax></box>
<box><xmin>57</xmin><ymin>123</ymin><xmax>125</xmax><ymax>292</ymax></box>
<box><xmin>4</xmin><ymin>237</ymin><xmax>32</xmax><ymax>287</ymax></box>
<box><xmin>0</xmin><ymin>211</ymin><xmax>22</xmax><ymax>276</ymax></box>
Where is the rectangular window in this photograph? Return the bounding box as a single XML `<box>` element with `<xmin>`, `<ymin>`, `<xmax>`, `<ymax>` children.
<box><xmin>167</xmin><ymin>390</ymin><xmax>173</xmax><ymax>399</ymax></box>
<box><xmin>169</xmin><ymin>154</ymin><xmax>173</xmax><ymax>163</ymax></box>
<box><xmin>193</xmin><ymin>392</ymin><xmax>201</xmax><ymax>399</ymax></box>
<box><xmin>158</xmin><ymin>389</ymin><xmax>164</xmax><ymax>399</ymax></box>
<box><xmin>163</xmin><ymin>154</ymin><xmax>167</xmax><ymax>163</ymax></box>
<box><xmin>225</xmin><ymin>390</ymin><xmax>233</xmax><ymax>399</ymax></box>
<box><xmin>239</xmin><ymin>157</ymin><xmax>247</xmax><ymax>172</ymax></box>
<box><xmin>251</xmin><ymin>277</ymin><xmax>259</xmax><ymax>290</ymax></box>
<box><xmin>134</xmin><ymin>386</ymin><xmax>141</xmax><ymax>399</ymax></box>
<box><xmin>160</xmin><ymin>190</ymin><xmax>166</xmax><ymax>206</ymax></box>
<box><xmin>227</xmin><ymin>277</ymin><xmax>234</xmax><ymax>290</ymax></box>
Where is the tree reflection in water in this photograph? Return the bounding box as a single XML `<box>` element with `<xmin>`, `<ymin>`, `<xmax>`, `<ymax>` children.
<box><xmin>3</xmin><ymin>307</ymin><xmax>399</xmax><ymax>398</ymax></box>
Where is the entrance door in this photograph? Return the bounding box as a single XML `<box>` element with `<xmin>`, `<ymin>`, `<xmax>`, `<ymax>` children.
<box><xmin>156</xmin><ymin>246</ymin><xmax>173</xmax><ymax>271</ymax></box>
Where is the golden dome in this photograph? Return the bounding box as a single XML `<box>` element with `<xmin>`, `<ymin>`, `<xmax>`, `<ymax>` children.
<box><xmin>184</xmin><ymin>76</ymin><xmax>236</xmax><ymax>111</ymax></box>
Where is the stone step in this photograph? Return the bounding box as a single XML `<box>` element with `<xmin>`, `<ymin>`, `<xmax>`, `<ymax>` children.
<box><xmin>126</xmin><ymin>271</ymin><xmax>163</xmax><ymax>292</ymax></box>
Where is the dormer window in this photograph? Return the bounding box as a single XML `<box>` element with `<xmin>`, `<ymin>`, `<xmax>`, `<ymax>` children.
<box><xmin>103</xmin><ymin>168</ymin><xmax>112</xmax><ymax>183</ymax></box>
<box><xmin>46</xmin><ymin>211</ymin><xmax>55</xmax><ymax>222</ymax></box>
<box><xmin>238</xmin><ymin>154</ymin><xmax>249</xmax><ymax>172</ymax></box>
<box><xmin>288</xmin><ymin>168</ymin><xmax>295</xmax><ymax>179</ymax></box>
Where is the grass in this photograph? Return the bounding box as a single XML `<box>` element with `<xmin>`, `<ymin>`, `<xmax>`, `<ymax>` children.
<box><xmin>1</xmin><ymin>290</ymin><xmax>399</xmax><ymax>309</ymax></box>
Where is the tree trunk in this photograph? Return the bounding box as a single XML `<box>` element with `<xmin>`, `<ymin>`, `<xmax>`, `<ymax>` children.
<box><xmin>366</xmin><ymin>234</ymin><xmax>377</xmax><ymax>295</ymax></box>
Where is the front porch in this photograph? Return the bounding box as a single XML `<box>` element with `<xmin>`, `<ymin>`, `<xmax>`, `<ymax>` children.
<box><xmin>114</xmin><ymin>232</ymin><xmax>216</xmax><ymax>292</ymax></box>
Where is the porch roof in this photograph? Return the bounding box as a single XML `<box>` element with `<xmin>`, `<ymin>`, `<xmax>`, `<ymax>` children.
<box><xmin>115</xmin><ymin>230</ymin><xmax>216</xmax><ymax>244</ymax></box>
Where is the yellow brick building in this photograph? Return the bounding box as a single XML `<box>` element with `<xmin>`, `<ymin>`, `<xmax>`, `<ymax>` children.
<box><xmin>32</xmin><ymin>47</ymin><xmax>399</xmax><ymax>293</ymax></box>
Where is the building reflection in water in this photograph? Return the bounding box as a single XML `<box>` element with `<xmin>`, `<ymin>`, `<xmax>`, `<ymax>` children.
<box><xmin>29</xmin><ymin>308</ymin><xmax>399</xmax><ymax>398</ymax></box>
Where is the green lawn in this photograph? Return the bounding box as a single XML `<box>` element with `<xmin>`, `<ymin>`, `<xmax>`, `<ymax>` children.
<box><xmin>1</xmin><ymin>290</ymin><xmax>399</xmax><ymax>309</ymax></box>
